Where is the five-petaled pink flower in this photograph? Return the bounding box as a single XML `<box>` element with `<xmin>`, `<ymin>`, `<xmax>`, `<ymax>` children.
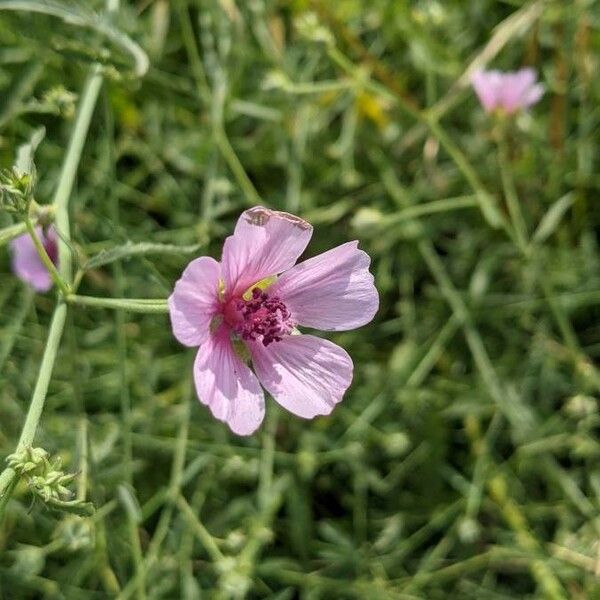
<box><xmin>10</xmin><ymin>226</ymin><xmax>58</xmax><ymax>292</ymax></box>
<box><xmin>471</xmin><ymin>67</ymin><xmax>544</xmax><ymax>115</ymax></box>
<box><xmin>168</xmin><ymin>206</ymin><xmax>379</xmax><ymax>435</ymax></box>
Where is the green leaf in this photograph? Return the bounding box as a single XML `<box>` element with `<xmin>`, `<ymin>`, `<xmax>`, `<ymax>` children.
<box><xmin>118</xmin><ymin>484</ymin><xmax>142</xmax><ymax>524</ymax></box>
<box><xmin>533</xmin><ymin>193</ymin><xmax>574</xmax><ymax>244</ymax></box>
<box><xmin>84</xmin><ymin>241</ymin><xmax>200</xmax><ymax>270</ymax></box>
<box><xmin>15</xmin><ymin>126</ymin><xmax>45</xmax><ymax>175</ymax></box>
<box><xmin>48</xmin><ymin>498</ymin><xmax>95</xmax><ymax>517</ymax></box>
<box><xmin>67</xmin><ymin>294</ymin><xmax>169</xmax><ymax>313</ymax></box>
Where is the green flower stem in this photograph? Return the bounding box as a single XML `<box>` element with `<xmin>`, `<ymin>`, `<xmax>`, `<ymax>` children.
<box><xmin>382</xmin><ymin>195</ymin><xmax>478</xmax><ymax>228</ymax></box>
<box><xmin>24</xmin><ymin>216</ymin><xmax>71</xmax><ymax>296</ymax></box>
<box><xmin>327</xmin><ymin>45</ymin><xmax>509</xmax><ymax>233</ymax></box>
<box><xmin>213</xmin><ymin>123</ymin><xmax>263</xmax><ymax>206</ymax></box>
<box><xmin>418</xmin><ymin>238</ymin><xmax>533</xmax><ymax>435</ymax></box>
<box><xmin>378</xmin><ymin>160</ymin><xmax>535</xmax><ymax>436</ymax></box>
<box><xmin>175</xmin><ymin>494</ymin><xmax>224</xmax><ymax>563</ymax></box>
<box><xmin>76</xmin><ymin>417</ymin><xmax>88</xmax><ymax>502</ymax></box>
<box><xmin>174</xmin><ymin>0</ymin><xmax>209</xmax><ymax>104</ymax></box>
<box><xmin>496</xmin><ymin>133</ymin><xmax>529</xmax><ymax>253</ymax></box>
<box><xmin>425</xmin><ymin>116</ymin><xmax>508</xmax><ymax>232</ymax></box>
<box><xmin>53</xmin><ymin>64</ymin><xmax>104</xmax><ymax>284</ymax></box>
<box><xmin>494</xmin><ymin>134</ymin><xmax>600</xmax><ymax>391</ymax></box>
<box><xmin>0</xmin><ymin>64</ymin><xmax>104</xmax><ymax>521</ymax></box>
<box><xmin>0</xmin><ymin>301</ymin><xmax>67</xmax><ymax>515</ymax></box>
<box><xmin>66</xmin><ymin>295</ymin><xmax>169</xmax><ymax>313</ymax></box>
<box><xmin>279</xmin><ymin>78</ymin><xmax>354</xmax><ymax>95</ymax></box>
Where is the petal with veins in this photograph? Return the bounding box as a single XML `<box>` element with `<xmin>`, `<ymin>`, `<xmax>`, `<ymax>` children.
<box><xmin>194</xmin><ymin>326</ymin><xmax>265</xmax><ymax>436</ymax></box>
<box><xmin>168</xmin><ymin>256</ymin><xmax>221</xmax><ymax>347</ymax></box>
<box><xmin>250</xmin><ymin>334</ymin><xmax>353</xmax><ymax>419</ymax></box>
<box><xmin>272</xmin><ymin>241</ymin><xmax>379</xmax><ymax>331</ymax></box>
<box><xmin>221</xmin><ymin>206</ymin><xmax>313</xmax><ymax>298</ymax></box>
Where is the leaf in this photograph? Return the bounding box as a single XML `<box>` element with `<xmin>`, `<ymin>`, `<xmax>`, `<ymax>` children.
<box><xmin>84</xmin><ymin>241</ymin><xmax>200</xmax><ymax>270</ymax></box>
<box><xmin>15</xmin><ymin>126</ymin><xmax>45</xmax><ymax>175</ymax></box>
<box><xmin>0</xmin><ymin>0</ymin><xmax>149</xmax><ymax>77</ymax></box>
<box><xmin>118</xmin><ymin>484</ymin><xmax>142</xmax><ymax>524</ymax></box>
<box><xmin>48</xmin><ymin>498</ymin><xmax>95</xmax><ymax>517</ymax></box>
<box><xmin>533</xmin><ymin>193</ymin><xmax>574</xmax><ymax>244</ymax></box>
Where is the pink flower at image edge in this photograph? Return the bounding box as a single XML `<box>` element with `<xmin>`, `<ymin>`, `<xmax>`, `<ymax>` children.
<box><xmin>168</xmin><ymin>206</ymin><xmax>379</xmax><ymax>435</ymax></box>
<box><xmin>471</xmin><ymin>67</ymin><xmax>544</xmax><ymax>115</ymax></box>
<box><xmin>10</xmin><ymin>226</ymin><xmax>58</xmax><ymax>293</ymax></box>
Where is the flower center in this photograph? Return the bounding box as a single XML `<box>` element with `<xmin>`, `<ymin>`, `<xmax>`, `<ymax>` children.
<box><xmin>225</xmin><ymin>287</ymin><xmax>294</xmax><ymax>346</ymax></box>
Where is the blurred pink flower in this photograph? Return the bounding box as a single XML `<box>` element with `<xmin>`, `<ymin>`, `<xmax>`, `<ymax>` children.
<box><xmin>169</xmin><ymin>206</ymin><xmax>379</xmax><ymax>435</ymax></box>
<box><xmin>10</xmin><ymin>226</ymin><xmax>58</xmax><ymax>292</ymax></box>
<box><xmin>471</xmin><ymin>67</ymin><xmax>544</xmax><ymax>115</ymax></box>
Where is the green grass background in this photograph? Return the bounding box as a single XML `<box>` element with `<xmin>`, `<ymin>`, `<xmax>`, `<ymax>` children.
<box><xmin>1</xmin><ymin>0</ymin><xmax>599</xmax><ymax>598</ymax></box>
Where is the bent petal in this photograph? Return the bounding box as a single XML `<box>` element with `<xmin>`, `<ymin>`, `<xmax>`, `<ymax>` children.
<box><xmin>522</xmin><ymin>82</ymin><xmax>544</xmax><ymax>108</ymax></box>
<box><xmin>10</xmin><ymin>227</ymin><xmax>56</xmax><ymax>292</ymax></box>
<box><xmin>168</xmin><ymin>256</ymin><xmax>221</xmax><ymax>347</ymax></box>
<box><xmin>249</xmin><ymin>334</ymin><xmax>353</xmax><ymax>419</ymax></box>
<box><xmin>221</xmin><ymin>206</ymin><xmax>313</xmax><ymax>298</ymax></box>
<box><xmin>471</xmin><ymin>70</ymin><xmax>503</xmax><ymax>112</ymax></box>
<box><xmin>272</xmin><ymin>241</ymin><xmax>378</xmax><ymax>331</ymax></box>
<box><xmin>194</xmin><ymin>326</ymin><xmax>265</xmax><ymax>435</ymax></box>
<box><xmin>500</xmin><ymin>68</ymin><xmax>537</xmax><ymax>113</ymax></box>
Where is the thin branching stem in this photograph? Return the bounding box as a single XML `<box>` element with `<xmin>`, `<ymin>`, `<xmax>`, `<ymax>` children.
<box><xmin>0</xmin><ymin>64</ymin><xmax>104</xmax><ymax>520</ymax></box>
<box><xmin>66</xmin><ymin>295</ymin><xmax>169</xmax><ymax>313</ymax></box>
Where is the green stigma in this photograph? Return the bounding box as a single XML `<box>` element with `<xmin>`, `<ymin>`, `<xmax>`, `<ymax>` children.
<box><xmin>242</xmin><ymin>275</ymin><xmax>277</xmax><ymax>300</ymax></box>
<box><xmin>217</xmin><ymin>278</ymin><xmax>226</xmax><ymax>301</ymax></box>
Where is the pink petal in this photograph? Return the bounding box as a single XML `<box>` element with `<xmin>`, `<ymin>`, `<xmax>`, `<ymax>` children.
<box><xmin>522</xmin><ymin>82</ymin><xmax>544</xmax><ymax>108</ymax></box>
<box><xmin>194</xmin><ymin>325</ymin><xmax>265</xmax><ymax>435</ymax></box>
<box><xmin>471</xmin><ymin>70</ymin><xmax>503</xmax><ymax>112</ymax></box>
<box><xmin>499</xmin><ymin>68</ymin><xmax>538</xmax><ymax>113</ymax></box>
<box><xmin>271</xmin><ymin>241</ymin><xmax>378</xmax><ymax>331</ymax></box>
<box><xmin>249</xmin><ymin>334</ymin><xmax>353</xmax><ymax>419</ymax></box>
<box><xmin>10</xmin><ymin>227</ymin><xmax>55</xmax><ymax>292</ymax></box>
<box><xmin>168</xmin><ymin>256</ymin><xmax>221</xmax><ymax>347</ymax></box>
<box><xmin>221</xmin><ymin>206</ymin><xmax>313</xmax><ymax>298</ymax></box>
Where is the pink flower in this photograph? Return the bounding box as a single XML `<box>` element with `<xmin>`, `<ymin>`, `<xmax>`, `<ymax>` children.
<box><xmin>10</xmin><ymin>226</ymin><xmax>58</xmax><ymax>292</ymax></box>
<box><xmin>471</xmin><ymin>67</ymin><xmax>544</xmax><ymax>115</ymax></box>
<box><xmin>168</xmin><ymin>206</ymin><xmax>379</xmax><ymax>435</ymax></box>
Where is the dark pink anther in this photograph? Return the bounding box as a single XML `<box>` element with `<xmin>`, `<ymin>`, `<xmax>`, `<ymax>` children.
<box><xmin>232</xmin><ymin>287</ymin><xmax>294</xmax><ymax>346</ymax></box>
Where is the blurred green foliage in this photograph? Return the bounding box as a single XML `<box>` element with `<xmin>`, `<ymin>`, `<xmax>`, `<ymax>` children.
<box><xmin>1</xmin><ymin>0</ymin><xmax>600</xmax><ymax>598</ymax></box>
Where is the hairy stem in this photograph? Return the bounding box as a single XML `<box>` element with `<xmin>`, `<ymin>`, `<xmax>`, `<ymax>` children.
<box><xmin>53</xmin><ymin>65</ymin><xmax>104</xmax><ymax>283</ymax></box>
<box><xmin>0</xmin><ymin>302</ymin><xmax>67</xmax><ymax>514</ymax></box>
<box><xmin>496</xmin><ymin>133</ymin><xmax>529</xmax><ymax>252</ymax></box>
<box><xmin>66</xmin><ymin>295</ymin><xmax>169</xmax><ymax>313</ymax></box>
